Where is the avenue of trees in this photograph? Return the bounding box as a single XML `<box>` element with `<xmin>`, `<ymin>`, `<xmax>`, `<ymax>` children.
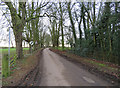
<box><xmin>1</xmin><ymin>1</ymin><xmax>120</xmax><ymax>65</ymax></box>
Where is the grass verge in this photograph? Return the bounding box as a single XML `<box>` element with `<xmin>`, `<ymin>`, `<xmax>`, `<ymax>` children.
<box><xmin>2</xmin><ymin>49</ymin><xmax>42</xmax><ymax>86</ymax></box>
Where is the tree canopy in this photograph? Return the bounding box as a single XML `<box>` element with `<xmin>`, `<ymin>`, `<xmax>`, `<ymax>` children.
<box><xmin>1</xmin><ymin>1</ymin><xmax>120</xmax><ymax>65</ymax></box>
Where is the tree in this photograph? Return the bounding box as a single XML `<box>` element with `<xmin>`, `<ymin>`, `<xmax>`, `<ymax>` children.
<box><xmin>44</xmin><ymin>33</ymin><xmax>51</xmax><ymax>47</ymax></box>
<box><xmin>4</xmin><ymin>1</ymin><xmax>49</xmax><ymax>59</ymax></box>
<box><xmin>67</xmin><ymin>1</ymin><xmax>77</xmax><ymax>44</ymax></box>
<box><xmin>59</xmin><ymin>2</ymin><xmax>64</xmax><ymax>50</ymax></box>
<box><xmin>5</xmin><ymin>2</ymin><xmax>26</xmax><ymax>59</ymax></box>
<box><xmin>74</xmin><ymin>2</ymin><xmax>82</xmax><ymax>47</ymax></box>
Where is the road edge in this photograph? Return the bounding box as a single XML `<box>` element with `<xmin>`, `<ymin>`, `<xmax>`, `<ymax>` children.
<box><xmin>49</xmin><ymin>48</ymin><xmax>120</xmax><ymax>87</ymax></box>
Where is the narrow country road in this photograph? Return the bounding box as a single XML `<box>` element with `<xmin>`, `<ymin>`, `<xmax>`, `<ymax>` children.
<box><xmin>40</xmin><ymin>48</ymin><xmax>113</xmax><ymax>86</ymax></box>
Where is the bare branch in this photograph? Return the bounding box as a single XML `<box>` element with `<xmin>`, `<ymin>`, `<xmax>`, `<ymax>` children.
<box><xmin>26</xmin><ymin>13</ymin><xmax>57</xmax><ymax>22</ymax></box>
<box><xmin>31</xmin><ymin>2</ymin><xmax>49</xmax><ymax>15</ymax></box>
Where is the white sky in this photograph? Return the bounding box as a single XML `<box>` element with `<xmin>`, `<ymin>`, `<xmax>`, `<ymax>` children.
<box><xmin>0</xmin><ymin>1</ymin><xmax>101</xmax><ymax>47</ymax></box>
<box><xmin>0</xmin><ymin>0</ymin><xmax>119</xmax><ymax>47</ymax></box>
<box><xmin>0</xmin><ymin>1</ymin><xmax>97</xmax><ymax>47</ymax></box>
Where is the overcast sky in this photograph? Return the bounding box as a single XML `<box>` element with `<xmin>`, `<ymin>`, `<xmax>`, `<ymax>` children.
<box><xmin>0</xmin><ymin>0</ymin><xmax>99</xmax><ymax>47</ymax></box>
<box><xmin>0</xmin><ymin>0</ymin><xmax>119</xmax><ymax>47</ymax></box>
<box><xmin>0</xmin><ymin>0</ymin><xmax>71</xmax><ymax>47</ymax></box>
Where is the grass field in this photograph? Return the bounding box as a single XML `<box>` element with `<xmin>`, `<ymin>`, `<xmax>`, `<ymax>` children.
<box><xmin>54</xmin><ymin>47</ymin><xmax>71</xmax><ymax>51</ymax></box>
<box><xmin>0</xmin><ymin>48</ymin><xmax>29</xmax><ymax>58</ymax></box>
<box><xmin>0</xmin><ymin>48</ymin><xmax>29</xmax><ymax>51</ymax></box>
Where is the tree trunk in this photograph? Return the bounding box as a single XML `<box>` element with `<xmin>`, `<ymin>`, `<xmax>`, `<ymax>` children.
<box><xmin>5</xmin><ymin>2</ymin><xmax>26</xmax><ymax>59</ymax></box>
<box><xmin>82</xmin><ymin>3</ymin><xmax>87</xmax><ymax>40</ymax></box>
<box><xmin>56</xmin><ymin>24</ymin><xmax>60</xmax><ymax>47</ymax></box>
<box><xmin>61</xmin><ymin>26</ymin><xmax>64</xmax><ymax>50</ymax></box>
<box><xmin>83</xmin><ymin>16</ymin><xmax>87</xmax><ymax>40</ymax></box>
<box><xmin>15</xmin><ymin>32</ymin><xmax>23</xmax><ymax>59</ymax></box>
<box><xmin>93</xmin><ymin>2</ymin><xmax>96</xmax><ymax>46</ymax></box>
<box><xmin>29</xmin><ymin>44</ymin><xmax>32</xmax><ymax>53</ymax></box>
<box><xmin>59</xmin><ymin>2</ymin><xmax>64</xmax><ymax>50</ymax></box>
<box><xmin>78</xmin><ymin>21</ymin><xmax>82</xmax><ymax>47</ymax></box>
<box><xmin>67</xmin><ymin>2</ymin><xmax>77</xmax><ymax>44</ymax></box>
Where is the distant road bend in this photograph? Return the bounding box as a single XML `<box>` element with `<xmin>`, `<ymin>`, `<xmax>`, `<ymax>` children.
<box><xmin>40</xmin><ymin>48</ymin><xmax>113</xmax><ymax>86</ymax></box>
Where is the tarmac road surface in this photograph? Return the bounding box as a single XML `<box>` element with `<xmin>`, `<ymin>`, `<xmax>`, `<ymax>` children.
<box><xmin>40</xmin><ymin>48</ymin><xmax>113</xmax><ymax>86</ymax></box>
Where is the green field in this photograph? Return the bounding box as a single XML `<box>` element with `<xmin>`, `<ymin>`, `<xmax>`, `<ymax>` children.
<box><xmin>0</xmin><ymin>48</ymin><xmax>29</xmax><ymax>57</ymax></box>
<box><xmin>0</xmin><ymin>48</ymin><xmax>29</xmax><ymax>51</ymax></box>
<box><xmin>54</xmin><ymin>47</ymin><xmax>71</xmax><ymax>51</ymax></box>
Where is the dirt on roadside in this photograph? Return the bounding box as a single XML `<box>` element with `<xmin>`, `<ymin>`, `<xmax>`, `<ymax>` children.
<box><xmin>2</xmin><ymin>49</ymin><xmax>43</xmax><ymax>86</ymax></box>
<box><xmin>49</xmin><ymin>48</ymin><xmax>120</xmax><ymax>86</ymax></box>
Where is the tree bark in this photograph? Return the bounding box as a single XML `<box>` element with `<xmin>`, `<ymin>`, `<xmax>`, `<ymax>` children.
<box><xmin>59</xmin><ymin>2</ymin><xmax>64</xmax><ymax>50</ymax></box>
<box><xmin>57</xmin><ymin>24</ymin><xmax>60</xmax><ymax>47</ymax></box>
<box><xmin>78</xmin><ymin>21</ymin><xmax>82</xmax><ymax>46</ymax></box>
<box><xmin>93</xmin><ymin>2</ymin><xmax>96</xmax><ymax>46</ymax></box>
<box><xmin>82</xmin><ymin>3</ymin><xmax>87</xmax><ymax>40</ymax></box>
<box><xmin>15</xmin><ymin>31</ymin><xmax>23</xmax><ymax>59</ymax></box>
<box><xmin>5</xmin><ymin>2</ymin><xmax>26</xmax><ymax>59</ymax></box>
<box><xmin>67</xmin><ymin>2</ymin><xmax>77</xmax><ymax>44</ymax></box>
